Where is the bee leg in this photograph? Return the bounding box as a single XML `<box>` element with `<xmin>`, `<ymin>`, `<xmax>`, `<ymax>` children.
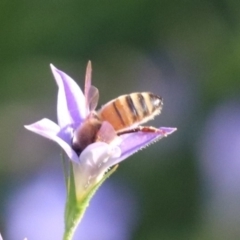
<box><xmin>117</xmin><ymin>126</ymin><xmax>167</xmax><ymax>136</ymax></box>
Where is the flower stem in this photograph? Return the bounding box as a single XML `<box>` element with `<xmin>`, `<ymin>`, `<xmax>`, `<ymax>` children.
<box><xmin>63</xmin><ymin>207</ymin><xmax>86</xmax><ymax>240</ymax></box>
<box><xmin>62</xmin><ymin>164</ymin><xmax>119</xmax><ymax>240</ymax></box>
<box><xmin>63</xmin><ymin>224</ymin><xmax>76</xmax><ymax>240</ymax></box>
<box><xmin>61</xmin><ymin>151</ymin><xmax>69</xmax><ymax>189</ymax></box>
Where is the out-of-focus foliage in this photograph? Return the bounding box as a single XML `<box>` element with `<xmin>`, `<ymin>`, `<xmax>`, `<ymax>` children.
<box><xmin>1</xmin><ymin>1</ymin><xmax>240</xmax><ymax>239</ymax></box>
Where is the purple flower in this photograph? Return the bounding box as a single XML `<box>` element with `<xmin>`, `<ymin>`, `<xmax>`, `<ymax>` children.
<box><xmin>25</xmin><ymin>62</ymin><xmax>176</xmax><ymax>196</ymax></box>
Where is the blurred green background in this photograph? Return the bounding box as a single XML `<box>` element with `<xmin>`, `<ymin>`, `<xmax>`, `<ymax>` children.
<box><xmin>1</xmin><ymin>1</ymin><xmax>240</xmax><ymax>239</ymax></box>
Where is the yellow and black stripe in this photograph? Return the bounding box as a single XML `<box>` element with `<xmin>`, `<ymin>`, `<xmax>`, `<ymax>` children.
<box><xmin>98</xmin><ymin>92</ymin><xmax>163</xmax><ymax>131</ymax></box>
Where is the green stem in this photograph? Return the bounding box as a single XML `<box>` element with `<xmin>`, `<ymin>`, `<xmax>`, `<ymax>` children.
<box><xmin>62</xmin><ymin>163</ymin><xmax>118</xmax><ymax>240</ymax></box>
<box><xmin>63</xmin><ymin>207</ymin><xmax>86</xmax><ymax>240</ymax></box>
<box><xmin>63</xmin><ymin>224</ymin><xmax>76</xmax><ymax>240</ymax></box>
<box><xmin>60</xmin><ymin>151</ymin><xmax>69</xmax><ymax>189</ymax></box>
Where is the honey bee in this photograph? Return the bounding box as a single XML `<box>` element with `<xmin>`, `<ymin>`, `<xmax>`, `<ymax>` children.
<box><xmin>72</xmin><ymin>61</ymin><xmax>163</xmax><ymax>155</ymax></box>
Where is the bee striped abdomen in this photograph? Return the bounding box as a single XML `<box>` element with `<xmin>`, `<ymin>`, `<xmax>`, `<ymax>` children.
<box><xmin>125</xmin><ymin>95</ymin><xmax>139</xmax><ymax>121</ymax></box>
<box><xmin>137</xmin><ymin>93</ymin><xmax>149</xmax><ymax>117</ymax></box>
<box><xmin>98</xmin><ymin>92</ymin><xmax>163</xmax><ymax>131</ymax></box>
<box><xmin>101</xmin><ymin>95</ymin><xmax>136</xmax><ymax>130</ymax></box>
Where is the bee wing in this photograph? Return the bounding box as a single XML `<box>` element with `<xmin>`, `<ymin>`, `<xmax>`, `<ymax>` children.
<box><xmin>88</xmin><ymin>86</ymin><xmax>99</xmax><ymax>111</ymax></box>
<box><xmin>84</xmin><ymin>61</ymin><xmax>99</xmax><ymax>111</ymax></box>
<box><xmin>97</xmin><ymin>121</ymin><xmax>118</xmax><ymax>143</ymax></box>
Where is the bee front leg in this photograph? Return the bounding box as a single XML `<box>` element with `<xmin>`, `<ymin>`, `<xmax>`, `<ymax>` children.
<box><xmin>117</xmin><ymin>126</ymin><xmax>167</xmax><ymax>136</ymax></box>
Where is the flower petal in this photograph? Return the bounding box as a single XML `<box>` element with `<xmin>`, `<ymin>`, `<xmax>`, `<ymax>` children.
<box><xmin>50</xmin><ymin>64</ymin><xmax>86</xmax><ymax>129</ymax></box>
<box><xmin>25</xmin><ymin>118</ymin><xmax>60</xmax><ymax>135</ymax></box>
<box><xmin>24</xmin><ymin>118</ymin><xmax>79</xmax><ymax>162</ymax></box>
<box><xmin>73</xmin><ymin>142</ymin><xmax>114</xmax><ymax>198</ymax></box>
<box><xmin>107</xmin><ymin>127</ymin><xmax>177</xmax><ymax>166</ymax></box>
<box><xmin>79</xmin><ymin>142</ymin><xmax>115</xmax><ymax>167</ymax></box>
<box><xmin>77</xmin><ymin>142</ymin><xmax>121</xmax><ymax>183</ymax></box>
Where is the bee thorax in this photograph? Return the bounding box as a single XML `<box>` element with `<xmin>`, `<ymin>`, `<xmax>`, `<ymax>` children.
<box><xmin>72</xmin><ymin>118</ymin><xmax>102</xmax><ymax>155</ymax></box>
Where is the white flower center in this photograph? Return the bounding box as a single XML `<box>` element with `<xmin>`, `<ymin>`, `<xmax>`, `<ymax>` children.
<box><xmin>73</xmin><ymin>142</ymin><xmax>122</xmax><ymax>199</ymax></box>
